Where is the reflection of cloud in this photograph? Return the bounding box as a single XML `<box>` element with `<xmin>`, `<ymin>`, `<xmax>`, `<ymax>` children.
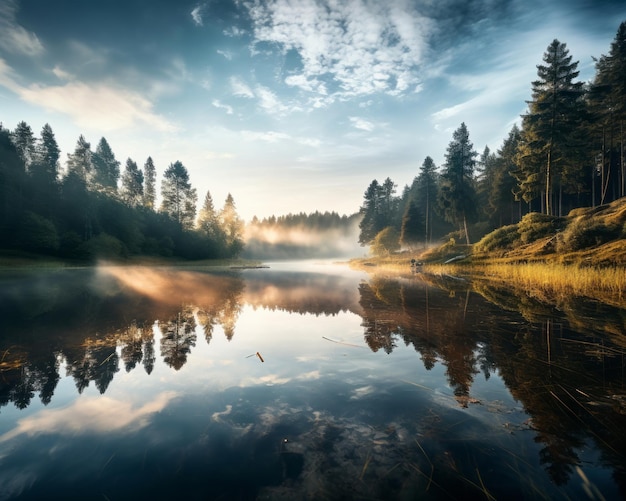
<box><xmin>241</xmin><ymin>374</ymin><xmax>291</xmax><ymax>387</ymax></box>
<box><xmin>211</xmin><ymin>404</ymin><xmax>233</xmax><ymax>422</ymax></box>
<box><xmin>297</xmin><ymin>370</ymin><xmax>321</xmax><ymax>381</ymax></box>
<box><xmin>0</xmin><ymin>392</ymin><xmax>177</xmax><ymax>443</ymax></box>
<box><xmin>350</xmin><ymin>385</ymin><xmax>375</xmax><ymax>400</ymax></box>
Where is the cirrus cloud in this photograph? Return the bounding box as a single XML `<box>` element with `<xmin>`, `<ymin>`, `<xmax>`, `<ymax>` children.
<box><xmin>242</xmin><ymin>0</ymin><xmax>430</xmax><ymax>99</ymax></box>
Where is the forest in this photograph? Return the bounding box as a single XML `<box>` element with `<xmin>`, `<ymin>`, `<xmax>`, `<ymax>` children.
<box><xmin>358</xmin><ymin>22</ymin><xmax>626</xmax><ymax>254</ymax></box>
<box><xmin>0</xmin><ymin>125</ymin><xmax>245</xmax><ymax>261</ymax></box>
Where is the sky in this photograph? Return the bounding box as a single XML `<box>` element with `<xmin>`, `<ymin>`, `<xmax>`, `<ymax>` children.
<box><xmin>0</xmin><ymin>0</ymin><xmax>625</xmax><ymax>221</ymax></box>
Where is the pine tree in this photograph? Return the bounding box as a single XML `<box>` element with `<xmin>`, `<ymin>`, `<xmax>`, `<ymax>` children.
<box><xmin>219</xmin><ymin>193</ymin><xmax>244</xmax><ymax>256</ymax></box>
<box><xmin>517</xmin><ymin>39</ymin><xmax>584</xmax><ymax>215</ymax></box>
<box><xmin>29</xmin><ymin>124</ymin><xmax>61</xmax><ymax>217</ymax></box>
<box><xmin>120</xmin><ymin>158</ymin><xmax>144</xmax><ymax>207</ymax></box>
<box><xmin>10</xmin><ymin>121</ymin><xmax>35</xmax><ymax>169</ymax></box>
<box><xmin>414</xmin><ymin>156</ymin><xmax>439</xmax><ymax>243</ymax></box>
<box><xmin>493</xmin><ymin>125</ymin><xmax>523</xmax><ymax>225</ymax></box>
<box><xmin>358</xmin><ymin>179</ymin><xmax>382</xmax><ymax>246</ymax></box>
<box><xmin>160</xmin><ymin>160</ymin><xmax>197</xmax><ymax>230</ymax></box>
<box><xmin>590</xmin><ymin>21</ymin><xmax>626</xmax><ymax>202</ymax></box>
<box><xmin>197</xmin><ymin>190</ymin><xmax>220</xmax><ymax>239</ymax></box>
<box><xmin>143</xmin><ymin>157</ymin><xmax>156</xmax><ymax>209</ymax></box>
<box><xmin>30</xmin><ymin>124</ymin><xmax>60</xmax><ymax>188</ymax></box>
<box><xmin>66</xmin><ymin>135</ymin><xmax>92</xmax><ymax>184</ymax></box>
<box><xmin>92</xmin><ymin>137</ymin><xmax>120</xmax><ymax>192</ymax></box>
<box><xmin>400</xmin><ymin>199</ymin><xmax>424</xmax><ymax>249</ymax></box>
<box><xmin>438</xmin><ymin>122</ymin><xmax>477</xmax><ymax>244</ymax></box>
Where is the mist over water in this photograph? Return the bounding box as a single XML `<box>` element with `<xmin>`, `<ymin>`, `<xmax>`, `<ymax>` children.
<box><xmin>242</xmin><ymin>219</ymin><xmax>365</xmax><ymax>260</ymax></box>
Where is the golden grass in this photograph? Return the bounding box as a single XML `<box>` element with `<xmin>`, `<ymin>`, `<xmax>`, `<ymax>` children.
<box><xmin>425</xmin><ymin>261</ymin><xmax>625</xmax><ymax>303</ymax></box>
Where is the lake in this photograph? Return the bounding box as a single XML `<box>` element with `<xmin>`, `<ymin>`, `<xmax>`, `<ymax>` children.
<box><xmin>0</xmin><ymin>261</ymin><xmax>625</xmax><ymax>500</ymax></box>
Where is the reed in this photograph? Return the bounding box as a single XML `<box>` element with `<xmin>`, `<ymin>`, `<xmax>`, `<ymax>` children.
<box><xmin>426</xmin><ymin>262</ymin><xmax>625</xmax><ymax>301</ymax></box>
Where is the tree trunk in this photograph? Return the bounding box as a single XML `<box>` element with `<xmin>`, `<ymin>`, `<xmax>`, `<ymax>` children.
<box><xmin>463</xmin><ymin>214</ymin><xmax>470</xmax><ymax>245</ymax></box>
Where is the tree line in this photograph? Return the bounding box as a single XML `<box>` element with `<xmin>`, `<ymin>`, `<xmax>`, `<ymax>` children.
<box><xmin>0</xmin><ymin>125</ymin><xmax>244</xmax><ymax>260</ymax></box>
<box><xmin>359</xmin><ymin>21</ymin><xmax>626</xmax><ymax>253</ymax></box>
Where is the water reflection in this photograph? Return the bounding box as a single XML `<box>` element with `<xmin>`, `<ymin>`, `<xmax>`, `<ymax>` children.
<box><xmin>0</xmin><ymin>264</ymin><xmax>625</xmax><ymax>499</ymax></box>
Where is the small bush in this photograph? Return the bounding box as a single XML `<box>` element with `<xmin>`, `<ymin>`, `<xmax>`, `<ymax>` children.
<box><xmin>518</xmin><ymin>212</ymin><xmax>564</xmax><ymax>244</ymax></box>
<box><xmin>475</xmin><ymin>224</ymin><xmax>520</xmax><ymax>253</ymax></box>
<box><xmin>558</xmin><ymin>217</ymin><xmax>621</xmax><ymax>253</ymax></box>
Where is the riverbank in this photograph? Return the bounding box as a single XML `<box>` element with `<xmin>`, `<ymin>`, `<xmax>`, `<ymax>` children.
<box><xmin>0</xmin><ymin>251</ymin><xmax>264</xmax><ymax>271</ymax></box>
<box><xmin>350</xmin><ymin>198</ymin><xmax>626</xmax><ymax>305</ymax></box>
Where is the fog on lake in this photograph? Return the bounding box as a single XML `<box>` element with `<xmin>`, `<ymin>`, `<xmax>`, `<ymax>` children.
<box><xmin>0</xmin><ymin>261</ymin><xmax>625</xmax><ymax>500</ymax></box>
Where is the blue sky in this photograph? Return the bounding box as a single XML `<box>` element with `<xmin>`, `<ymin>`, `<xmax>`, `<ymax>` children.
<box><xmin>1</xmin><ymin>0</ymin><xmax>624</xmax><ymax>221</ymax></box>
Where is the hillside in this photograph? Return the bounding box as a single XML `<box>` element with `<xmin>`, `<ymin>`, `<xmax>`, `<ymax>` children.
<box><xmin>414</xmin><ymin>197</ymin><xmax>626</xmax><ymax>267</ymax></box>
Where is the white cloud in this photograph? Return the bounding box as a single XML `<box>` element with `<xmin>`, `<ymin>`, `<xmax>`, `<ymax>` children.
<box><xmin>15</xmin><ymin>80</ymin><xmax>177</xmax><ymax>132</ymax></box>
<box><xmin>349</xmin><ymin>116</ymin><xmax>375</xmax><ymax>132</ymax></box>
<box><xmin>243</xmin><ymin>0</ymin><xmax>430</xmax><ymax>98</ymax></box>
<box><xmin>255</xmin><ymin>84</ymin><xmax>294</xmax><ymax>115</ymax></box>
<box><xmin>241</xmin><ymin>129</ymin><xmax>321</xmax><ymax>147</ymax></box>
<box><xmin>0</xmin><ymin>392</ymin><xmax>178</xmax><ymax>442</ymax></box>
<box><xmin>0</xmin><ymin>60</ymin><xmax>178</xmax><ymax>133</ymax></box>
<box><xmin>217</xmin><ymin>49</ymin><xmax>233</xmax><ymax>60</ymax></box>
<box><xmin>0</xmin><ymin>0</ymin><xmax>44</xmax><ymax>57</ymax></box>
<box><xmin>242</xmin><ymin>130</ymin><xmax>291</xmax><ymax>142</ymax></box>
<box><xmin>212</xmin><ymin>99</ymin><xmax>234</xmax><ymax>114</ymax></box>
<box><xmin>191</xmin><ymin>4</ymin><xmax>205</xmax><ymax>26</ymax></box>
<box><xmin>230</xmin><ymin>76</ymin><xmax>254</xmax><ymax>98</ymax></box>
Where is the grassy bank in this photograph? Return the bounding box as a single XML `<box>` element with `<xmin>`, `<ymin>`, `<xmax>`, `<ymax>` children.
<box><xmin>350</xmin><ymin>198</ymin><xmax>626</xmax><ymax>304</ymax></box>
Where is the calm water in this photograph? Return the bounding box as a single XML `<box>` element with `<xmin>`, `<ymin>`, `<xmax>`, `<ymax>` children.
<box><xmin>0</xmin><ymin>261</ymin><xmax>625</xmax><ymax>500</ymax></box>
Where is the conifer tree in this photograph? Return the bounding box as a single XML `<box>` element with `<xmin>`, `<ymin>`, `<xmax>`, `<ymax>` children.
<box><xmin>10</xmin><ymin>121</ymin><xmax>35</xmax><ymax>169</ymax></box>
<box><xmin>400</xmin><ymin>199</ymin><xmax>424</xmax><ymax>249</ymax></box>
<box><xmin>590</xmin><ymin>21</ymin><xmax>626</xmax><ymax>201</ymax></box>
<box><xmin>219</xmin><ymin>193</ymin><xmax>243</xmax><ymax>256</ymax></box>
<box><xmin>438</xmin><ymin>122</ymin><xmax>477</xmax><ymax>244</ymax></box>
<box><xmin>143</xmin><ymin>157</ymin><xmax>156</xmax><ymax>209</ymax></box>
<box><xmin>120</xmin><ymin>158</ymin><xmax>144</xmax><ymax>207</ymax></box>
<box><xmin>516</xmin><ymin>39</ymin><xmax>584</xmax><ymax>215</ymax></box>
<box><xmin>160</xmin><ymin>160</ymin><xmax>197</xmax><ymax>230</ymax></box>
<box><xmin>197</xmin><ymin>190</ymin><xmax>220</xmax><ymax>239</ymax></box>
<box><xmin>66</xmin><ymin>135</ymin><xmax>92</xmax><ymax>184</ymax></box>
<box><xmin>92</xmin><ymin>137</ymin><xmax>120</xmax><ymax>192</ymax></box>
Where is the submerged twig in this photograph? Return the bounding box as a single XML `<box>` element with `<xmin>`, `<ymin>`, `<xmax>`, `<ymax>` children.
<box><xmin>321</xmin><ymin>336</ymin><xmax>364</xmax><ymax>348</ymax></box>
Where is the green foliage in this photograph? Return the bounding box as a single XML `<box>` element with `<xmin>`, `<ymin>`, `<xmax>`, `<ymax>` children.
<box><xmin>80</xmin><ymin>233</ymin><xmax>126</xmax><ymax>260</ymax></box>
<box><xmin>474</xmin><ymin>224</ymin><xmax>520</xmax><ymax>253</ymax></box>
<box><xmin>358</xmin><ymin>178</ymin><xmax>400</xmax><ymax>246</ymax></box>
<box><xmin>370</xmin><ymin>226</ymin><xmax>400</xmax><ymax>257</ymax></box>
<box><xmin>557</xmin><ymin>217</ymin><xmax>622</xmax><ymax>252</ymax></box>
<box><xmin>517</xmin><ymin>212</ymin><xmax>564</xmax><ymax>244</ymax></box>
<box><xmin>400</xmin><ymin>199</ymin><xmax>424</xmax><ymax>248</ymax></box>
<box><xmin>17</xmin><ymin>212</ymin><xmax>59</xmax><ymax>253</ymax></box>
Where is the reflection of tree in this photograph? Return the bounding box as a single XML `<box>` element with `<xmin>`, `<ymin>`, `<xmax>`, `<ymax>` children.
<box><xmin>196</xmin><ymin>275</ymin><xmax>244</xmax><ymax>343</ymax></box>
<box><xmin>160</xmin><ymin>310</ymin><xmax>197</xmax><ymax>371</ymax></box>
<box><xmin>358</xmin><ymin>274</ymin><xmax>626</xmax><ymax>490</ymax></box>
<box><xmin>119</xmin><ymin>321</ymin><xmax>155</xmax><ymax>373</ymax></box>
<box><xmin>143</xmin><ymin>335</ymin><xmax>156</xmax><ymax>375</ymax></box>
<box><xmin>65</xmin><ymin>345</ymin><xmax>119</xmax><ymax>394</ymax></box>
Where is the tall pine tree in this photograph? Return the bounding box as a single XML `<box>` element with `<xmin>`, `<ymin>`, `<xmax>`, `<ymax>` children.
<box><xmin>438</xmin><ymin>122</ymin><xmax>477</xmax><ymax>244</ymax></box>
<box><xmin>516</xmin><ymin>39</ymin><xmax>584</xmax><ymax>215</ymax></box>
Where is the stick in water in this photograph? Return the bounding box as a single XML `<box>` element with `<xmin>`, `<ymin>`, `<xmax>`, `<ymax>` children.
<box><xmin>256</xmin><ymin>352</ymin><xmax>265</xmax><ymax>363</ymax></box>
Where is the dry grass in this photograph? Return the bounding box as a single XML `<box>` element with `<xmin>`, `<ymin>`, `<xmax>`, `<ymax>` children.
<box><xmin>425</xmin><ymin>261</ymin><xmax>625</xmax><ymax>304</ymax></box>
